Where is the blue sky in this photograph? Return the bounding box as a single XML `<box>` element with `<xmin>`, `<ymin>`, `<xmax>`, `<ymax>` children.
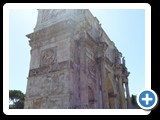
<box><xmin>9</xmin><ymin>9</ymin><xmax>145</xmax><ymax>96</ymax></box>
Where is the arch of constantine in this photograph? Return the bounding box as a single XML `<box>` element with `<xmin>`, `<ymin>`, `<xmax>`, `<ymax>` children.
<box><xmin>24</xmin><ymin>9</ymin><xmax>131</xmax><ymax>109</ymax></box>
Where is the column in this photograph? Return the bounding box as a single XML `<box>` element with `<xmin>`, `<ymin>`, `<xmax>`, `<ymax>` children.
<box><xmin>101</xmin><ymin>57</ymin><xmax>109</xmax><ymax>108</ymax></box>
<box><xmin>118</xmin><ymin>75</ymin><xmax>126</xmax><ymax>108</ymax></box>
<box><xmin>96</xmin><ymin>57</ymin><xmax>103</xmax><ymax>108</ymax></box>
<box><xmin>124</xmin><ymin>80</ymin><xmax>131</xmax><ymax>108</ymax></box>
<box><xmin>79</xmin><ymin>34</ymin><xmax>88</xmax><ymax>108</ymax></box>
<box><xmin>98</xmin><ymin>42</ymin><xmax>109</xmax><ymax>109</ymax></box>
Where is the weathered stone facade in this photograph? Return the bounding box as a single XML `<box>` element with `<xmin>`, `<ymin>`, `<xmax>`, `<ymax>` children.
<box><xmin>24</xmin><ymin>9</ymin><xmax>131</xmax><ymax>109</ymax></box>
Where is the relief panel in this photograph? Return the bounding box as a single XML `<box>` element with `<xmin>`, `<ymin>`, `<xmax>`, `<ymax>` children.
<box><xmin>87</xmin><ymin>57</ymin><xmax>96</xmax><ymax>79</ymax></box>
<box><xmin>40</xmin><ymin>47</ymin><xmax>57</xmax><ymax>67</ymax></box>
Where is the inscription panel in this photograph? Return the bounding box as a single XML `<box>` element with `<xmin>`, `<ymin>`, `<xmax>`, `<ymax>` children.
<box><xmin>41</xmin><ymin>9</ymin><xmax>66</xmax><ymax>23</ymax></box>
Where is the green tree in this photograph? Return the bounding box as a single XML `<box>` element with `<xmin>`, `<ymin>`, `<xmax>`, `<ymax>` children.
<box><xmin>9</xmin><ymin>90</ymin><xmax>25</xmax><ymax>109</ymax></box>
<box><xmin>131</xmin><ymin>94</ymin><xmax>137</xmax><ymax>105</ymax></box>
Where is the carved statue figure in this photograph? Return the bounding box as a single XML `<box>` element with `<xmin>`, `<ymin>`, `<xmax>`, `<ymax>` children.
<box><xmin>122</xmin><ymin>57</ymin><xmax>125</xmax><ymax>66</ymax></box>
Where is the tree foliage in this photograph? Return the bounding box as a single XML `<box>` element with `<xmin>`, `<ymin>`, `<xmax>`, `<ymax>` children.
<box><xmin>9</xmin><ymin>90</ymin><xmax>25</xmax><ymax>109</ymax></box>
<box><xmin>131</xmin><ymin>94</ymin><xmax>137</xmax><ymax>105</ymax></box>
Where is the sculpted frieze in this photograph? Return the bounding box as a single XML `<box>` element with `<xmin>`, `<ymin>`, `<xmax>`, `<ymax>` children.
<box><xmin>29</xmin><ymin>60</ymin><xmax>70</xmax><ymax>77</ymax></box>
